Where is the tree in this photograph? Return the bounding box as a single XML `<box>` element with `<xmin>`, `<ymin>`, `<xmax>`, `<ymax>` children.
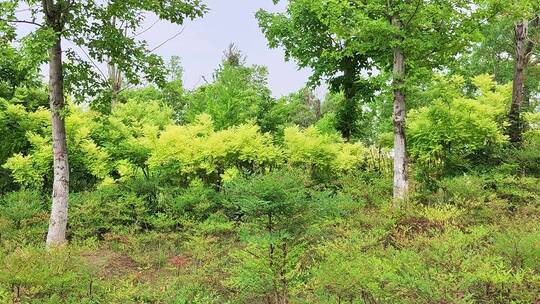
<box><xmin>505</xmin><ymin>2</ymin><xmax>539</xmax><ymax>145</ymax></box>
<box><xmin>266</xmin><ymin>88</ymin><xmax>321</xmax><ymax>132</ymax></box>
<box><xmin>257</xmin><ymin>1</ymin><xmax>378</xmax><ymax>141</ymax></box>
<box><xmin>106</xmin><ymin>20</ymin><xmax>188</xmax><ymax>111</ymax></box>
<box><xmin>185</xmin><ymin>48</ymin><xmax>275</xmax><ymax>131</ymax></box>
<box><xmin>0</xmin><ymin>0</ymin><xmax>205</xmax><ymax>246</ymax></box>
<box><xmin>223</xmin><ymin>43</ymin><xmax>246</xmax><ymax>67</ymax></box>
<box><xmin>223</xmin><ymin>169</ymin><xmax>339</xmax><ymax>303</ymax></box>
<box><xmin>453</xmin><ymin>19</ymin><xmax>516</xmax><ymax>89</ymax></box>
<box><xmin>463</xmin><ymin>1</ymin><xmax>540</xmax><ymax>145</ymax></box>
<box><xmin>0</xmin><ymin>44</ymin><xmax>41</xmax><ymax>99</ymax></box>
<box><xmin>258</xmin><ymin>0</ymin><xmax>480</xmax><ymax>200</ymax></box>
<box><xmin>115</xmin><ymin>56</ymin><xmax>188</xmax><ymax>122</ymax></box>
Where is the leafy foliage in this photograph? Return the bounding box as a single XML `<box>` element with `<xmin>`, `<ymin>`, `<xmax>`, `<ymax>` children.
<box><xmin>223</xmin><ymin>170</ymin><xmax>342</xmax><ymax>303</ymax></box>
<box><xmin>283</xmin><ymin>125</ymin><xmax>366</xmax><ymax>180</ymax></box>
<box><xmin>185</xmin><ymin>63</ymin><xmax>275</xmax><ymax>131</ymax></box>
<box><xmin>408</xmin><ymin>75</ymin><xmax>511</xmax><ymax>186</ymax></box>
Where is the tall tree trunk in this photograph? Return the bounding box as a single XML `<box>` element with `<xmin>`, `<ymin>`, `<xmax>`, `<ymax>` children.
<box><xmin>314</xmin><ymin>97</ymin><xmax>321</xmax><ymax>121</ymax></box>
<box><xmin>44</xmin><ymin>1</ymin><xmax>69</xmax><ymax>247</ymax></box>
<box><xmin>303</xmin><ymin>90</ymin><xmax>321</xmax><ymax>121</ymax></box>
<box><xmin>340</xmin><ymin>56</ymin><xmax>357</xmax><ymax>141</ymax></box>
<box><xmin>108</xmin><ymin>62</ymin><xmax>122</xmax><ymax>110</ymax></box>
<box><xmin>391</xmin><ymin>14</ymin><xmax>409</xmax><ymax>201</ymax></box>
<box><xmin>524</xmin><ymin>16</ymin><xmax>539</xmax><ymax>110</ymax></box>
<box><xmin>508</xmin><ymin>20</ymin><xmax>529</xmax><ymax>145</ymax></box>
<box><xmin>523</xmin><ymin>73</ymin><xmax>531</xmax><ymax>110</ymax></box>
<box><xmin>107</xmin><ymin>16</ymin><xmax>124</xmax><ymax>111</ymax></box>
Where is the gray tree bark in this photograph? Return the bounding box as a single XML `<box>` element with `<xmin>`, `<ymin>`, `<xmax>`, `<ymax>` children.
<box><xmin>44</xmin><ymin>0</ymin><xmax>69</xmax><ymax>247</ymax></box>
<box><xmin>391</xmin><ymin>14</ymin><xmax>409</xmax><ymax>201</ymax></box>
<box><xmin>108</xmin><ymin>62</ymin><xmax>122</xmax><ymax>110</ymax></box>
<box><xmin>508</xmin><ymin>17</ymin><xmax>538</xmax><ymax>144</ymax></box>
<box><xmin>508</xmin><ymin>20</ymin><xmax>529</xmax><ymax>145</ymax></box>
<box><xmin>107</xmin><ymin>16</ymin><xmax>124</xmax><ymax>111</ymax></box>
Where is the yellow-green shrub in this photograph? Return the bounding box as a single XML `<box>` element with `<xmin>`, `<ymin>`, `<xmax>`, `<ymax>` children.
<box><xmin>408</xmin><ymin>75</ymin><xmax>509</xmax><ymax>187</ymax></box>
<box><xmin>516</xmin><ymin>112</ymin><xmax>540</xmax><ymax>175</ymax></box>
<box><xmin>0</xmin><ymin>99</ymin><xmax>49</xmax><ymax>191</ymax></box>
<box><xmin>283</xmin><ymin>126</ymin><xmax>366</xmax><ymax>179</ymax></box>
<box><xmin>148</xmin><ymin>114</ymin><xmax>281</xmax><ymax>185</ymax></box>
<box><xmin>100</xmin><ymin>99</ymin><xmax>172</xmax><ymax>177</ymax></box>
<box><xmin>3</xmin><ymin>105</ymin><xmax>110</xmax><ymax>191</ymax></box>
<box><xmin>3</xmin><ymin>103</ymin><xmax>367</xmax><ymax>190</ymax></box>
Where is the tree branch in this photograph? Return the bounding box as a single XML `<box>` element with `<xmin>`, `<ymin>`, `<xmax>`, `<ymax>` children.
<box><xmin>70</xmin><ymin>43</ymin><xmax>108</xmax><ymax>82</ymax></box>
<box><xmin>403</xmin><ymin>0</ymin><xmax>422</xmax><ymax>28</ymax></box>
<box><xmin>134</xmin><ymin>19</ymin><xmax>159</xmax><ymax>37</ymax></box>
<box><xmin>0</xmin><ymin>18</ymin><xmax>43</xmax><ymax>27</ymax></box>
<box><xmin>525</xmin><ymin>16</ymin><xmax>539</xmax><ymax>60</ymax></box>
<box><xmin>150</xmin><ymin>26</ymin><xmax>186</xmax><ymax>52</ymax></box>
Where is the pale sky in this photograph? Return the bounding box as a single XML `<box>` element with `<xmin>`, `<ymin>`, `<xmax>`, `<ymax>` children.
<box><xmin>15</xmin><ymin>0</ymin><xmax>325</xmax><ymax>98</ymax></box>
<box><xmin>138</xmin><ymin>0</ymin><xmax>315</xmax><ymax>97</ymax></box>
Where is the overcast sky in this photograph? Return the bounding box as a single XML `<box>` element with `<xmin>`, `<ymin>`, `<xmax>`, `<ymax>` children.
<box><xmin>136</xmin><ymin>0</ymin><xmax>322</xmax><ymax>97</ymax></box>
<box><xmin>15</xmin><ymin>0</ymin><xmax>325</xmax><ymax>98</ymax></box>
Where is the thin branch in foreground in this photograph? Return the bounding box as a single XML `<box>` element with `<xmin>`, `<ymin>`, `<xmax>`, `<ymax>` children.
<box><xmin>134</xmin><ymin>19</ymin><xmax>160</xmax><ymax>37</ymax></box>
<box><xmin>0</xmin><ymin>18</ymin><xmax>43</xmax><ymax>27</ymax></box>
<box><xmin>70</xmin><ymin>43</ymin><xmax>108</xmax><ymax>82</ymax></box>
<box><xmin>150</xmin><ymin>26</ymin><xmax>186</xmax><ymax>52</ymax></box>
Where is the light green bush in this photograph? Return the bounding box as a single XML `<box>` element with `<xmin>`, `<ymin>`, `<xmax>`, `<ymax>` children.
<box><xmin>3</xmin><ymin>105</ymin><xmax>110</xmax><ymax>191</ymax></box>
<box><xmin>283</xmin><ymin>125</ymin><xmax>366</xmax><ymax>180</ymax></box>
<box><xmin>515</xmin><ymin>111</ymin><xmax>540</xmax><ymax>175</ymax></box>
<box><xmin>408</xmin><ymin>75</ymin><xmax>509</xmax><ymax>187</ymax></box>
<box><xmin>148</xmin><ymin>114</ymin><xmax>281</xmax><ymax>186</ymax></box>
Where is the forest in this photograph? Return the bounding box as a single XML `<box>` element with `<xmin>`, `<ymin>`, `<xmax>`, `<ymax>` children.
<box><xmin>0</xmin><ymin>0</ymin><xmax>539</xmax><ymax>303</ymax></box>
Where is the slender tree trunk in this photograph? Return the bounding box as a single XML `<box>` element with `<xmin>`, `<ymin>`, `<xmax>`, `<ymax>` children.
<box><xmin>108</xmin><ymin>62</ymin><xmax>122</xmax><ymax>110</ymax></box>
<box><xmin>44</xmin><ymin>0</ymin><xmax>69</xmax><ymax>247</ymax></box>
<box><xmin>340</xmin><ymin>56</ymin><xmax>357</xmax><ymax>141</ymax></box>
<box><xmin>303</xmin><ymin>90</ymin><xmax>321</xmax><ymax>121</ymax></box>
<box><xmin>314</xmin><ymin>97</ymin><xmax>321</xmax><ymax>121</ymax></box>
<box><xmin>391</xmin><ymin>14</ymin><xmax>409</xmax><ymax>201</ymax></box>
<box><xmin>508</xmin><ymin>20</ymin><xmax>529</xmax><ymax>145</ymax></box>
<box><xmin>523</xmin><ymin>73</ymin><xmax>531</xmax><ymax>110</ymax></box>
<box><xmin>108</xmin><ymin>16</ymin><xmax>124</xmax><ymax>111</ymax></box>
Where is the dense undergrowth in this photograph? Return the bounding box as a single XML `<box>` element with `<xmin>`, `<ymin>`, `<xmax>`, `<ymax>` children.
<box><xmin>0</xmin><ymin>170</ymin><xmax>539</xmax><ymax>303</ymax></box>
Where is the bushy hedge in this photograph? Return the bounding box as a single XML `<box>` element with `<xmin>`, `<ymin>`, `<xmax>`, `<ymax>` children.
<box><xmin>3</xmin><ymin>100</ymin><xmax>367</xmax><ymax>191</ymax></box>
